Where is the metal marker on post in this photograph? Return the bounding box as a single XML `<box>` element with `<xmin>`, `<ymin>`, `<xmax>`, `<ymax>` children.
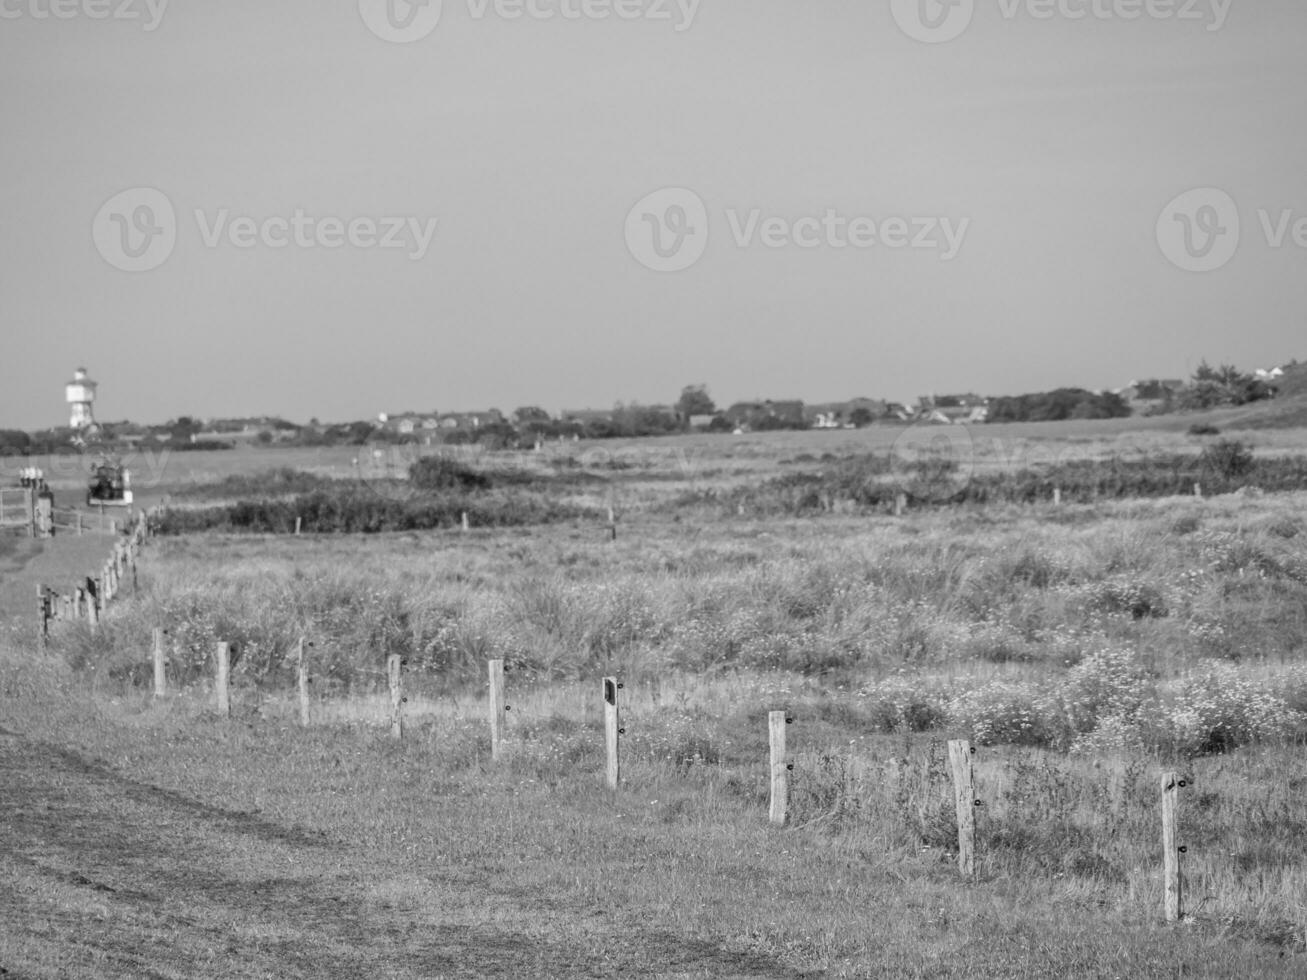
<box><xmin>603</xmin><ymin>677</ymin><xmax>621</xmax><ymax>790</ymax></box>
<box><xmin>768</xmin><ymin>711</ymin><xmax>788</xmax><ymax>827</ymax></box>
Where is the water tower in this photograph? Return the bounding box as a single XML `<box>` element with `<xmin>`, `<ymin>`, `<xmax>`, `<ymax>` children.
<box><xmin>65</xmin><ymin>367</ymin><xmax>98</xmax><ymax>430</ymax></box>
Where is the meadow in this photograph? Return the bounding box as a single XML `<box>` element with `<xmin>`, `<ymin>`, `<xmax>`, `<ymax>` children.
<box><xmin>4</xmin><ymin>418</ymin><xmax>1307</xmax><ymax>977</ymax></box>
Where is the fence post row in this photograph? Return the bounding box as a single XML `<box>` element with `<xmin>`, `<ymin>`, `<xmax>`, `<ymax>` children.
<box><xmin>34</xmin><ymin>509</ymin><xmax>156</xmax><ymax>639</ymax></box>
<box><xmin>948</xmin><ymin>740</ymin><xmax>977</xmax><ymax>878</ymax></box>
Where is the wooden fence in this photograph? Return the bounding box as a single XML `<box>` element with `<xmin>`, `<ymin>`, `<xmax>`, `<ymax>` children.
<box><xmin>36</xmin><ymin>507</ymin><xmax>160</xmax><ymax>648</ymax></box>
<box><xmin>141</xmin><ymin>638</ymin><xmax>1192</xmax><ymax>923</ymax></box>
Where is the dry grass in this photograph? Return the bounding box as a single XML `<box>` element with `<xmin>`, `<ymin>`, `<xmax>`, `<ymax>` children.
<box><xmin>7</xmin><ymin>423</ymin><xmax>1307</xmax><ymax>976</ymax></box>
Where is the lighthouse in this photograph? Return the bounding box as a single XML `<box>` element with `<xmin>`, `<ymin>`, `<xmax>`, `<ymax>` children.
<box><xmin>65</xmin><ymin>367</ymin><xmax>98</xmax><ymax>431</ymax></box>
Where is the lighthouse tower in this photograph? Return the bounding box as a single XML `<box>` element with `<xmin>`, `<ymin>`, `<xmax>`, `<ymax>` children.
<box><xmin>65</xmin><ymin>367</ymin><xmax>98</xmax><ymax>431</ymax></box>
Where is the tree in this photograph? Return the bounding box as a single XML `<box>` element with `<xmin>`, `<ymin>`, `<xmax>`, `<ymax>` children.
<box><xmin>848</xmin><ymin>407</ymin><xmax>874</xmax><ymax>428</ymax></box>
<box><xmin>676</xmin><ymin>384</ymin><xmax>716</xmax><ymax>418</ymax></box>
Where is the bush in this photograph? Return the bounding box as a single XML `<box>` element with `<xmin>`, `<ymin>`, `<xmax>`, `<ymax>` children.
<box><xmin>409</xmin><ymin>456</ymin><xmax>492</xmax><ymax>491</ymax></box>
<box><xmin>1167</xmin><ymin>665</ymin><xmax>1300</xmax><ymax>754</ymax></box>
<box><xmin>947</xmin><ymin>681</ymin><xmax>1055</xmax><ymax>746</ymax></box>
<box><xmin>1058</xmin><ymin>647</ymin><xmax>1154</xmax><ymax>740</ymax></box>
<box><xmin>1188</xmin><ymin>423</ymin><xmax>1221</xmax><ymax>436</ymax></box>
<box><xmin>1202</xmin><ymin>439</ymin><xmax>1255</xmax><ymax>479</ymax></box>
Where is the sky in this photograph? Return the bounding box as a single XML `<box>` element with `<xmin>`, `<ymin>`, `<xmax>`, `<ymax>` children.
<box><xmin>1</xmin><ymin>0</ymin><xmax>1304</xmax><ymax>428</ymax></box>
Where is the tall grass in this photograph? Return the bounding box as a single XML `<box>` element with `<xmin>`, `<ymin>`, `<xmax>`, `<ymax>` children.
<box><xmin>58</xmin><ymin>494</ymin><xmax>1307</xmax><ymax>757</ymax></box>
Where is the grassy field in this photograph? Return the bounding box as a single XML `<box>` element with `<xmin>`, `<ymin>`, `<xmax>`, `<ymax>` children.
<box><xmin>3</xmin><ymin>417</ymin><xmax>1307</xmax><ymax>977</ymax></box>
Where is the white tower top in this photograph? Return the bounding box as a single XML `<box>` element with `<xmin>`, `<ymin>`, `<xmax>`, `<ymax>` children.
<box><xmin>66</xmin><ymin>367</ymin><xmax>98</xmax><ymax>430</ymax></box>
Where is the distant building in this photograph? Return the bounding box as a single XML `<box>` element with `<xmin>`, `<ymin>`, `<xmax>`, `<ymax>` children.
<box><xmin>65</xmin><ymin>367</ymin><xmax>98</xmax><ymax>431</ymax></box>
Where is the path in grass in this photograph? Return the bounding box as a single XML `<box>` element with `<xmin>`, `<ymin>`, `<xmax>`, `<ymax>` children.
<box><xmin>0</xmin><ymin>532</ymin><xmax>119</xmax><ymax>622</ymax></box>
<box><xmin>0</xmin><ymin>728</ymin><xmax>795</xmax><ymax>980</ymax></box>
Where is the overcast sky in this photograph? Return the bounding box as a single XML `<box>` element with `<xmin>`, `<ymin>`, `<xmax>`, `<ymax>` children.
<box><xmin>1</xmin><ymin>0</ymin><xmax>1304</xmax><ymax>428</ymax></box>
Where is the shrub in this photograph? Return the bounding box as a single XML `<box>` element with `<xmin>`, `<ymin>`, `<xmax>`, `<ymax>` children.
<box><xmin>408</xmin><ymin>456</ymin><xmax>492</xmax><ymax>491</ymax></box>
<box><xmin>1202</xmin><ymin>439</ymin><xmax>1255</xmax><ymax>479</ymax></box>
<box><xmin>1058</xmin><ymin>647</ymin><xmax>1154</xmax><ymax>740</ymax></box>
<box><xmin>1081</xmin><ymin>578</ymin><xmax>1169</xmax><ymax>620</ymax></box>
<box><xmin>1167</xmin><ymin>665</ymin><xmax>1300</xmax><ymax>755</ymax></box>
<box><xmin>947</xmin><ymin>681</ymin><xmax>1054</xmax><ymax>747</ymax></box>
<box><xmin>1188</xmin><ymin>423</ymin><xmax>1221</xmax><ymax>436</ymax></box>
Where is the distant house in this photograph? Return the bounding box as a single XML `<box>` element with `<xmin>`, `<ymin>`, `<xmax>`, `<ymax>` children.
<box><xmin>561</xmin><ymin>409</ymin><xmax>614</xmax><ymax>426</ymax></box>
<box><xmin>724</xmin><ymin>400</ymin><xmax>806</xmax><ymax>431</ymax></box>
<box><xmin>1117</xmin><ymin>379</ymin><xmax>1186</xmax><ymax>403</ymax></box>
<box><xmin>436</xmin><ymin>410</ymin><xmax>504</xmax><ymax>430</ymax></box>
<box><xmin>917</xmin><ymin>394</ymin><xmax>988</xmax><ymax>424</ymax></box>
<box><xmin>688</xmin><ymin>414</ymin><xmax>717</xmax><ymax>430</ymax></box>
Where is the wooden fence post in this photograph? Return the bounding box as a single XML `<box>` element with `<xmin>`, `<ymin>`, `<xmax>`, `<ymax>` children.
<box><xmin>1162</xmin><ymin>772</ymin><xmax>1184</xmax><ymax>922</ymax></box>
<box><xmin>1053</xmin><ymin>486</ymin><xmax>1062</xmax><ymax>506</ymax></box>
<box><xmin>76</xmin><ymin>510</ymin><xmax>83</xmax><ymax>536</ymax></box>
<box><xmin>894</xmin><ymin>493</ymin><xmax>907</xmax><ymax>517</ymax></box>
<box><xmin>215</xmin><ymin>641</ymin><xmax>230</xmax><ymax>718</ymax></box>
<box><xmin>948</xmin><ymin>740</ymin><xmax>976</xmax><ymax>878</ymax></box>
<box><xmin>152</xmin><ymin>627</ymin><xmax>166</xmax><ymax>697</ymax></box>
<box><xmin>603</xmin><ymin>677</ymin><xmax>621</xmax><ymax>790</ymax></box>
<box><xmin>37</xmin><ymin>586</ymin><xmax>48</xmax><ymax>652</ymax></box>
<box><xmin>461</xmin><ymin>511</ymin><xmax>469</xmax><ymax>532</ymax></box>
<box><xmin>488</xmin><ymin>658</ymin><xmax>506</xmax><ymax>760</ymax></box>
<box><xmin>769</xmin><ymin>710</ymin><xmax>788</xmax><ymax>827</ymax></box>
<box><xmin>294</xmin><ymin>516</ymin><xmax>302</xmax><ymax>536</ymax></box>
<box><xmin>1194</xmin><ymin>482</ymin><xmax>1203</xmax><ymax>499</ymax></box>
<box><xmin>297</xmin><ymin>638</ymin><xmax>311</xmax><ymax>727</ymax></box>
<box><xmin>87</xmin><ymin>587</ymin><xmax>99</xmax><ymax>629</ymax></box>
<box><xmin>388</xmin><ymin>653</ymin><xmax>404</xmax><ymax>739</ymax></box>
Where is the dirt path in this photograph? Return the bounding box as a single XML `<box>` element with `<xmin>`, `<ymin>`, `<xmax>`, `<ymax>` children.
<box><xmin>0</xmin><ymin>729</ymin><xmax>797</xmax><ymax>980</ymax></box>
<box><xmin>0</xmin><ymin>533</ymin><xmax>119</xmax><ymax>622</ymax></box>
